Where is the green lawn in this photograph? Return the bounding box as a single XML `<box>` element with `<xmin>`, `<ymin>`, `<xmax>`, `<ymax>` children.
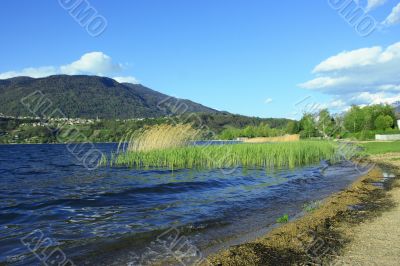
<box><xmin>359</xmin><ymin>141</ymin><xmax>400</xmax><ymax>155</ymax></box>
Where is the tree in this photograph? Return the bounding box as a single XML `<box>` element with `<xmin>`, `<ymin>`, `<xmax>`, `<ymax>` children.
<box><xmin>300</xmin><ymin>113</ymin><xmax>317</xmax><ymax>138</ymax></box>
<box><xmin>316</xmin><ymin>109</ymin><xmax>335</xmax><ymax>138</ymax></box>
<box><xmin>359</xmin><ymin>104</ymin><xmax>394</xmax><ymax>130</ymax></box>
<box><xmin>243</xmin><ymin>126</ymin><xmax>255</xmax><ymax>138</ymax></box>
<box><xmin>344</xmin><ymin>104</ymin><xmax>396</xmax><ymax>132</ymax></box>
<box><xmin>385</xmin><ymin>115</ymin><xmax>394</xmax><ymax>129</ymax></box>
<box><xmin>343</xmin><ymin>106</ymin><xmax>368</xmax><ymax>133</ymax></box>
<box><xmin>374</xmin><ymin>115</ymin><xmax>393</xmax><ymax>131</ymax></box>
<box><xmin>285</xmin><ymin>121</ymin><xmax>300</xmax><ymax>134</ymax></box>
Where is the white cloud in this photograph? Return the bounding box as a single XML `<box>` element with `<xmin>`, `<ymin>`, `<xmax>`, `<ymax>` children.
<box><xmin>382</xmin><ymin>2</ymin><xmax>400</xmax><ymax>26</ymax></box>
<box><xmin>0</xmin><ymin>66</ymin><xmax>58</xmax><ymax>79</ymax></box>
<box><xmin>60</xmin><ymin>52</ymin><xmax>122</xmax><ymax>75</ymax></box>
<box><xmin>378</xmin><ymin>84</ymin><xmax>400</xmax><ymax>91</ymax></box>
<box><xmin>113</xmin><ymin>76</ymin><xmax>139</xmax><ymax>84</ymax></box>
<box><xmin>327</xmin><ymin>99</ymin><xmax>347</xmax><ymax>109</ymax></box>
<box><xmin>300</xmin><ymin>41</ymin><xmax>400</xmax><ymax>108</ymax></box>
<box><xmin>350</xmin><ymin>91</ymin><xmax>400</xmax><ymax>105</ymax></box>
<box><xmin>0</xmin><ymin>52</ymin><xmax>137</xmax><ymax>83</ymax></box>
<box><xmin>299</xmin><ymin>77</ymin><xmax>349</xmax><ymax>89</ymax></box>
<box><xmin>264</xmin><ymin>98</ymin><xmax>273</xmax><ymax>104</ymax></box>
<box><xmin>366</xmin><ymin>0</ymin><xmax>387</xmax><ymax>12</ymax></box>
<box><xmin>312</xmin><ymin>46</ymin><xmax>382</xmax><ymax>73</ymax></box>
<box><xmin>314</xmin><ymin>99</ymin><xmax>348</xmax><ymax>113</ymax></box>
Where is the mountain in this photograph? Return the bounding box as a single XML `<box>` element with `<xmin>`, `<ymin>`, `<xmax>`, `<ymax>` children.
<box><xmin>0</xmin><ymin>75</ymin><xmax>218</xmax><ymax>119</ymax></box>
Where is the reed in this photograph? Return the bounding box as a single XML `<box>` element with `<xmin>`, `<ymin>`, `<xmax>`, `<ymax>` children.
<box><xmin>118</xmin><ymin>124</ymin><xmax>201</xmax><ymax>152</ymax></box>
<box><xmin>106</xmin><ymin>140</ymin><xmax>339</xmax><ymax>170</ymax></box>
<box><xmin>242</xmin><ymin>134</ymin><xmax>300</xmax><ymax>143</ymax></box>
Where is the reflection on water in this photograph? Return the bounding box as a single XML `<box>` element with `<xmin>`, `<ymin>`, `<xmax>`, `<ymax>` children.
<box><xmin>0</xmin><ymin>144</ymin><xmax>367</xmax><ymax>265</ymax></box>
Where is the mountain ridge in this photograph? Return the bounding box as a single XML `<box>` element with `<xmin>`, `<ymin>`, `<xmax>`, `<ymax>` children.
<box><xmin>0</xmin><ymin>75</ymin><xmax>219</xmax><ymax>119</ymax></box>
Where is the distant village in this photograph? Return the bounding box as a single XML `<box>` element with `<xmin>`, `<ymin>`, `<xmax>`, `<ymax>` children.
<box><xmin>0</xmin><ymin>113</ymin><xmax>147</xmax><ymax>127</ymax></box>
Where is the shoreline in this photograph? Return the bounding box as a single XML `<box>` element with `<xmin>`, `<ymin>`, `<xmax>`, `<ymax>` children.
<box><xmin>0</xmin><ymin>140</ymin><xmax>236</xmax><ymax>145</ymax></box>
<box><xmin>0</xmin><ymin>142</ymin><xmax>120</xmax><ymax>145</ymax></box>
<box><xmin>208</xmin><ymin>160</ymin><xmax>399</xmax><ymax>265</ymax></box>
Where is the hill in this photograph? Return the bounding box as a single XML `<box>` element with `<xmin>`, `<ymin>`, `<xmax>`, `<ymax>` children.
<box><xmin>0</xmin><ymin>75</ymin><xmax>296</xmax><ymax>144</ymax></box>
<box><xmin>0</xmin><ymin>75</ymin><xmax>218</xmax><ymax>119</ymax></box>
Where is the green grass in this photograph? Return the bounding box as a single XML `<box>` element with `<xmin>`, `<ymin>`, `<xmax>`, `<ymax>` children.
<box><xmin>359</xmin><ymin>141</ymin><xmax>400</xmax><ymax>155</ymax></box>
<box><xmin>103</xmin><ymin>141</ymin><xmax>339</xmax><ymax>170</ymax></box>
<box><xmin>276</xmin><ymin>214</ymin><xmax>289</xmax><ymax>223</ymax></box>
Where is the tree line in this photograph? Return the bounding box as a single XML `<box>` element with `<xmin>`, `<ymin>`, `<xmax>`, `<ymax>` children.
<box><xmin>298</xmin><ymin>104</ymin><xmax>398</xmax><ymax>140</ymax></box>
<box><xmin>218</xmin><ymin>104</ymin><xmax>399</xmax><ymax>140</ymax></box>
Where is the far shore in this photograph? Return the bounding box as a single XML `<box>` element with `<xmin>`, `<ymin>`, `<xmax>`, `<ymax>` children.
<box><xmin>0</xmin><ymin>142</ymin><xmax>120</xmax><ymax>145</ymax></box>
<box><xmin>0</xmin><ymin>140</ymin><xmax>240</xmax><ymax>145</ymax></box>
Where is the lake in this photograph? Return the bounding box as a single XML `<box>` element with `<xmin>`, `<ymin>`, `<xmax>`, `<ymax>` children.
<box><xmin>0</xmin><ymin>143</ymin><xmax>366</xmax><ymax>265</ymax></box>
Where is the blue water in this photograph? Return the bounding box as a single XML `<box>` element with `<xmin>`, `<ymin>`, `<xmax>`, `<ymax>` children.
<box><xmin>0</xmin><ymin>144</ymin><xmax>364</xmax><ymax>265</ymax></box>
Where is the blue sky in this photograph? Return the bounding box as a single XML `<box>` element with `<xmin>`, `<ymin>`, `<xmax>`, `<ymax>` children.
<box><xmin>1</xmin><ymin>0</ymin><xmax>400</xmax><ymax>118</ymax></box>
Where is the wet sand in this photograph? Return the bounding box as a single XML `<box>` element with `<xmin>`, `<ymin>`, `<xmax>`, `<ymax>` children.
<box><xmin>208</xmin><ymin>158</ymin><xmax>399</xmax><ymax>265</ymax></box>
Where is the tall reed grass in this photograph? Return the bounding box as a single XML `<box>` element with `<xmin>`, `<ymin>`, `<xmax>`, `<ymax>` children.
<box><xmin>242</xmin><ymin>134</ymin><xmax>300</xmax><ymax>143</ymax></box>
<box><xmin>118</xmin><ymin>124</ymin><xmax>200</xmax><ymax>152</ymax></box>
<box><xmin>105</xmin><ymin>140</ymin><xmax>339</xmax><ymax>170</ymax></box>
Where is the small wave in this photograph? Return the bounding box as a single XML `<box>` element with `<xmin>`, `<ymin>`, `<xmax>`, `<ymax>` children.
<box><xmin>101</xmin><ymin>179</ymin><xmax>228</xmax><ymax>198</ymax></box>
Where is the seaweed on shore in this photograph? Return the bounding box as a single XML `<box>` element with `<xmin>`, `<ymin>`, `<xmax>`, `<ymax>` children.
<box><xmin>208</xmin><ymin>165</ymin><xmax>399</xmax><ymax>266</ymax></box>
